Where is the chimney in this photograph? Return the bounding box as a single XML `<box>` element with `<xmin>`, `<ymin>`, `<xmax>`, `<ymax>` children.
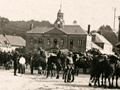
<box><xmin>30</xmin><ymin>23</ymin><xmax>34</xmax><ymax>30</ymax></box>
<box><xmin>87</xmin><ymin>25</ymin><xmax>90</xmax><ymax>34</ymax></box>
<box><xmin>118</xmin><ymin>16</ymin><xmax>120</xmax><ymax>42</ymax></box>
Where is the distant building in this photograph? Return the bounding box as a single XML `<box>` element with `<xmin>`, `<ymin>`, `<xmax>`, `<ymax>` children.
<box><xmin>26</xmin><ymin>8</ymin><xmax>91</xmax><ymax>53</ymax></box>
<box><xmin>0</xmin><ymin>34</ymin><xmax>26</xmax><ymax>52</ymax></box>
<box><xmin>91</xmin><ymin>33</ymin><xmax>114</xmax><ymax>54</ymax></box>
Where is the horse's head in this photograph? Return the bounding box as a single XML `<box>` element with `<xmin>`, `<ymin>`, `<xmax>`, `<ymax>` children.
<box><xmin>107</xmin><ymin>54</ymin><xmax>119</xmax><ymax>64</ymax></box>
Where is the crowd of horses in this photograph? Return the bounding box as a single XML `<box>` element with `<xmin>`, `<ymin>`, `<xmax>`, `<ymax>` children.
<box><xmin>1</xmin><ymin>48</ymin><xmax>120</xmax><ymax>88</ymax></box>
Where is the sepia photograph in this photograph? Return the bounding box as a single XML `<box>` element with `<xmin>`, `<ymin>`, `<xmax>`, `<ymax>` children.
<box><xmin>0</xmin><ymin>0</ymin><xmax>120</xmax><ymax>90</ymax></box>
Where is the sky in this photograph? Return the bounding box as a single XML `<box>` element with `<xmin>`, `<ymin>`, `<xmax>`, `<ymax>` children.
<box><xmin>0</xmin><ymin>0</ymin><xmax>120</xmax><ymax>31</ymax></box>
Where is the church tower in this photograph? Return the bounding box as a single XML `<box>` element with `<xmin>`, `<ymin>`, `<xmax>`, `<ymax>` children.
<box><xmin>54</xmin><ymin>6</ymin><xmax>65</xmax><ymax>29</ymax></box>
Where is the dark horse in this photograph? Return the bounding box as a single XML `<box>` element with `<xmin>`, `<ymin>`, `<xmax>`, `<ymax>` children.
<box><xmin>87</xmin><ymin>48</ymin><xmax>105</xmax><ymax>87</ymax></box>
<box><xmin>73</xmin><ymin>53</ymin><xmax>90</xmax><ymax>76</ymax></box>
<box><xmin>30</xmin><ymin>51</ymin><xmax>47</xmax><ymax>75</ymax></box>
<box><xmin>87</xmin><ymin>48</ymin><xmax>119</xmax><ymax>88</ymax></box>
<box><xmin>46</xmin><ymin>51</ymin><xmax>63</xmax><ymax>79</ymax></box>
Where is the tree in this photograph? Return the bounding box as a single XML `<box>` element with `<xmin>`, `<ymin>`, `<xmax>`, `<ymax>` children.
<box><xmin>97</xmin><ymin>25</ymin><xmax>117</xmax><ymax>46</ymax></box>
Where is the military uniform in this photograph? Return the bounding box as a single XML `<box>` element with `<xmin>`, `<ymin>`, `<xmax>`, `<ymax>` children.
<box><xmin>13</xmin><ymin>52</ymin><xmax>19</xmax><ymax>76</ymax></box>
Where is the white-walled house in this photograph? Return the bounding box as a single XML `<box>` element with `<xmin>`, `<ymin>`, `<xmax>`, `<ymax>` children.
<box><xmin>86</xmin><ymin>35</ymin><xmax>92</xmax><ymax>51</ymax></box>
<box><xmin>5</xmin><ymin>35</ymin><xmax>26</xmax><ymax>51</ymax></box>
<box><xmin>91</xmin><ymin>33</ymin><xmax>114</xmax><ymax>54</ymax></box>
<box><xmin>0</xmin><ymin>34</ymin><xmax>26</xmax><ymax>52</ymax></box>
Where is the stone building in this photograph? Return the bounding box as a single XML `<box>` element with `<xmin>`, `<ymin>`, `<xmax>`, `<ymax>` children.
<box><xmin>26</xmin><ymin>8</ymin><xmax>90</xmax><ymax>53</ymax></box>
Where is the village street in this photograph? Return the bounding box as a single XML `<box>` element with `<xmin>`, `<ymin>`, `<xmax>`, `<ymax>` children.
<box><xmin>0</xmin><ymin>69</ymin><xmax>120</xmax><ymax>90</ymax></box>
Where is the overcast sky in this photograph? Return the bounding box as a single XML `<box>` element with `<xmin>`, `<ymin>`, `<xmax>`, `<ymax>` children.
<box><xmin>0</xmin><ymin>0</ymin><xmax>120</xmax><ymax>31</ymax></box>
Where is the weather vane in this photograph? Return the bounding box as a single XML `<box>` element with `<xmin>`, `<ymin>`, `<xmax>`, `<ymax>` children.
<box><xmin>60</xmin><ymin>0</ymin><xmax>62</xmax><ymax>11</ymax></box>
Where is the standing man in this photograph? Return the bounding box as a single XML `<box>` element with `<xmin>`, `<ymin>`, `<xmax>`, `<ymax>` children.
<box><xmin>19</xmin><ymin>54</ymin><xmax>26</xmax><ymax>74</ymax></box>
<box><xmin>13</xmin><ymin>51</ymin><xmax>19</xmax><ymax>76</ymax></box>
<box><xmin>30</xmin><ymin>54</ymin><xmax>34</xmax><ymax>74</ymax></box>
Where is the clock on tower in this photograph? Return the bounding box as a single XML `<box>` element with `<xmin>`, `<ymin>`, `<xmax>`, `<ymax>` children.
<box><xmin>54</xmin><ymin>9</ymin><xmax>65</xmax><ymax>29</ymax></box>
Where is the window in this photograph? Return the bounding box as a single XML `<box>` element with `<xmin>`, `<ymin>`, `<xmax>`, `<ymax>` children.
<box><xmin>30</xmin><ymin>38</ymin><xmax>33</xmax><ymax>44</ymax></box>
<box><xmin>70</xmin><ymin>39</ymin><xmax>73</xmax><ymax>45</ymax></box>
<box><xmin>54</xmin><ymin>39</ymin><xmax>57</xmax><ymax>45</ymax></box>
<box><xmin>47</xmin><ymin>39</ymin><xmax>50</xmax><ymax>45</ymax></box>
<box><xmin>60</xmin><ymin>39</ymin><xmax>64</xmax><ymax>46</ymax></box>
<box><xmin>38</xmin><ymin>38</ymin><xmax>42</xmax><ymax>44</ymax></box>
<box><xmin>78</xmin><ymin>40</ymin><xmax>82</xmax><ymax>46</ymax></box>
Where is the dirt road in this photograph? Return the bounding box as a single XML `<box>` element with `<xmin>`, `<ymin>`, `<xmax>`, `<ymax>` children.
<box><xmin>0</xmin><ymin>69</ymin><xmax>119</xmax><ymax>90</ymax></box>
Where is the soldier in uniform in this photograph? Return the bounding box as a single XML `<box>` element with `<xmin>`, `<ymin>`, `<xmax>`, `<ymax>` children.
<box><xmin>13</xmin><ymin>51</ymin><xmax>19</xmax><ymax>76</ymax></box>
<box><xmin>30</xmin><ymin>54</ymin><xmax>34</xmax><ymax>74</ymax></box>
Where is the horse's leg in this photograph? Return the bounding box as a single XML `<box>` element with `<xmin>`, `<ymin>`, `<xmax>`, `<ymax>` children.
<box><xmin>112</xmin><ymin>76</ymin><xmax>114</xmax><ymax>87</ymax></box>
<box><xmin>94</xmin><ymin>77</ymin><xmax>97</xmax><ymax>86</ymax></box>
<box><xmin>62</xmin><ymin>69</ymin><xmax>65</xmax><ymax>79</ymax></box>
<box><xmin>56</xmin><ymin>70</ymin><xmax>59</xmax><ymax>79</ymax></box>
<box><xmin>46</xmin><ymin>69</ymin><xmax>50</xmax><ymax>78</ymax></box>
<box><xmin>31</xmin><ymin>66</ymin><xmax>34</xmax><ymax>74</ymax></box>
<box><xmin>51</xmin><ymin>70</ymin><xmax>53</xmax><ymax>78</ymax></box>
<box><xmin>89</xmin><ymin>75</ymin><xmax>93</xmax><ymax>86</ymax></box>
<box><xmin>101</xmin><ymin>73</ymin><xmax>104</xmax><ymax>86</ymax></box>
<box><xmin>98</xmin><ymin>76</ymin><xmax>101</xmax><ymax>87</ymax></box>
<box><xmin>64</xmin><ymin>72</ymin><xmax>67</xmax><ymax>82</ymax></box>
<box><xmin>116</xmin><ymin>75</ymin><xmax>118</xmax><ymax>88</ymax></box>
<box><xmin>76</xmin><ymin>68</ymin><xmax>79</xmax><ymax>76</ymax></box>
<box><xmin>104</xmin><ymin>77</ymin><xmax>107</xmax><ymax>88</ymax></box>
<box><xmin>108</xmin><ymin>77</ymin><xmax>111</xmax><ymax>88</ymax></box>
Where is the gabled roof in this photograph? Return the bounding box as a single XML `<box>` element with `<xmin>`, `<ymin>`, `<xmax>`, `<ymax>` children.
<box><xmin>44</xmin><ymin>28</ymin><xmax>67</xmax><ymax>35</ymax></box>
<box><xmin>27</xmin><ymin>26</ymin><xmax>53</xmax><ymax>34</ymax></box>
<box><xmin>92</xmin><ymin>33</ymin><xmax>112</xmax><ymax>45</ymax></box>
<box><xmin>0</xmin><ymin>34</ymin><xmax>6</xmax><ymax>41</ymax></box>
<box><xmin>26</xmin><ymin>25</ymin><xmax>87</xmax><ymax>35</ymax></box>
<box><xmin>0</xmin><ymin>35</ymin><xmax>8</xmax><ymax>47</ymax></box>
<box><xmin>5</xmin><ymin>35</ymin><xmax>26</xmax><ymax>46</ymax></box>
<box><xmin>91</xmin><ymin>42</ymin><xmax>102</xmax><ymax>50</ymax></box>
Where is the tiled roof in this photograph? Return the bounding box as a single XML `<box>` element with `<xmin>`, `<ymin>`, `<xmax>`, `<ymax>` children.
<box><xmin>5</xmin><ymin>35</ymin><xmax>26</xmax><ymax>46</ymax></box>
<box><xmin>26</xmin><ymin>25</ymin><xmax>87</xmax><ymax>35</ymax></box>
<box><xmin>92</xmin><ymin>33</ymin><xmax>112</xmax><ymax>45</ymax></box>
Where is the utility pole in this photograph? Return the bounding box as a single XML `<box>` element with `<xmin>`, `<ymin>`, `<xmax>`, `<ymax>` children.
<box><xmin>118</xmin><ymin>16</ymin><xmax>120</xmax><ymax>42</ymax></box>
<box><xmin>113</xmin><ymin>8</ymin><xmax>116</xmax><ymax>31</ymax></box>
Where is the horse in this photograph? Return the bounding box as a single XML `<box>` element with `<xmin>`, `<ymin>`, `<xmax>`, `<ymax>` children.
<box><xmin>86</xmin><ymin>48</ymin><xmax>105</xmax><ymax>87</ymax></box>
<box><xmin>73</xmin><ymin>53</ymin><xmax>90</xmax><ymax>76</ymax></box>
<box><xmin>114</xmin><ymin>58</ymin><xmax>120</xmax><ymax>88</ymax></box>
<box><xmin>87</xmin><ymin>48</ymin><xmax>119</xmax><ymax>88</ymax></box>
<box><xmin>31</xmin><ymin>51</ymin><xmax>47</xmax><ymax>75</ymax></box>
<box><xmin>46</xmin><ymin>51</ymin><xmax>63</xmax><ymax>79</ymax></box>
